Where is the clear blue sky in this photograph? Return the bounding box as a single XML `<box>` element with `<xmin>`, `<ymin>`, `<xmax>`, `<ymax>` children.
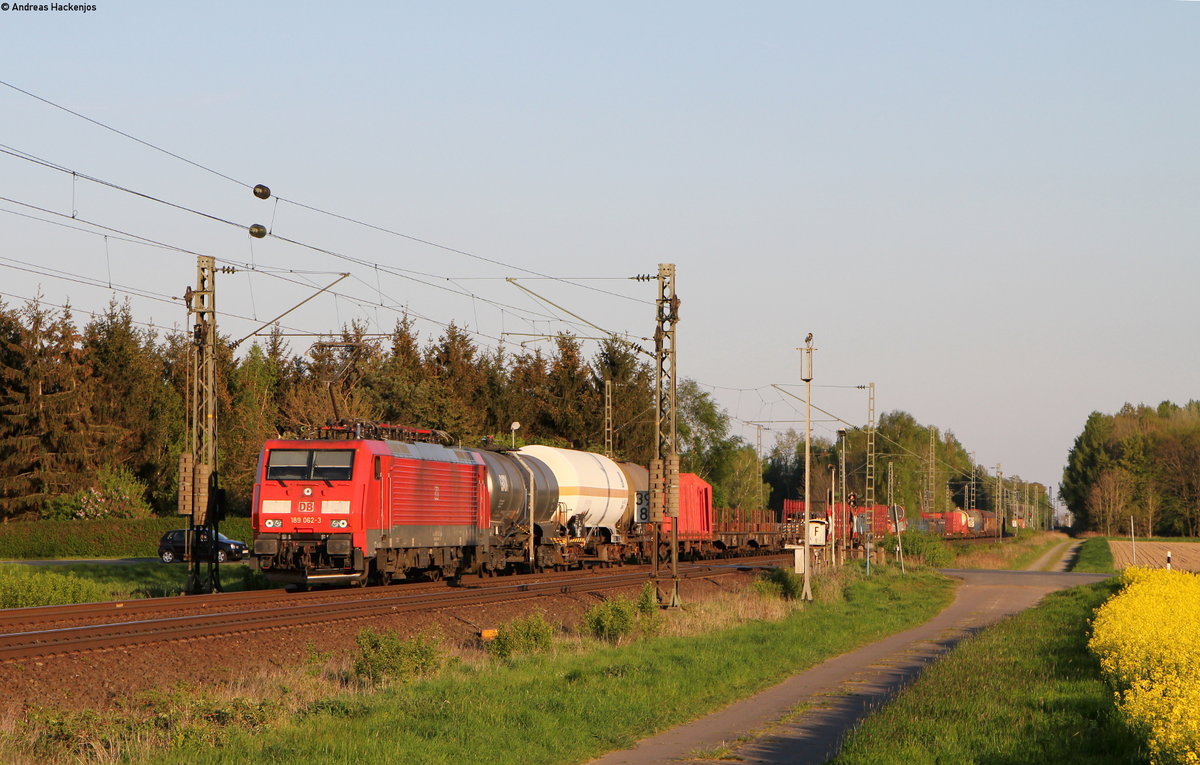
<box><xmin>1</xmin><ymin>1</ymin><xmax>1197</xmax><ymax>496</ymax></box>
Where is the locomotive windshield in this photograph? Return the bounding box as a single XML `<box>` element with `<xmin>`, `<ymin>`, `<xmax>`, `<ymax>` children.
<box><xmin>266</xmin><ymin>449</ymin><xmax>355</xmax><ymax>481</ymax></box>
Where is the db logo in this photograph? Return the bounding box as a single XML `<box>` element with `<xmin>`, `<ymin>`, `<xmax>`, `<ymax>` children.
<box><xmin>298</xmin><ymin>501</ymin><xmax>315</xmax><ymax>513</ymax></box>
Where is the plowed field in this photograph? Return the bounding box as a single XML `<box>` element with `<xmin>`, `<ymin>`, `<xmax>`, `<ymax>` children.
<box><xmin>1108</xmin><ymin>541</ymin><xmax>1200</xmax><ymax>572</ymax></box>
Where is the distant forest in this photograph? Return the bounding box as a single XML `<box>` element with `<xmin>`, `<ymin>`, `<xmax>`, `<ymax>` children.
<box><xmin>1061</xmin><ymin>401</ymin><xmax>1200</xmax><ymax>537</ymax></box>
<box><xmin>0</xmin><ymin>298</ymin><xmax>1048</xmax><ymax>524</ymax></box>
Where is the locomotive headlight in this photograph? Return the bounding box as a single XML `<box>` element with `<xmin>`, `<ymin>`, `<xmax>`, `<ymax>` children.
<box><xmin>303</xmin><ymin>487</ymin><xmax>313</xmax><ymax>497</ymax></box>
<box><xmin>330</xmin><ymin>519</ymin><xmax>349</xmax><ymax>529</ymax></box>
<box><xmin>264</xmin><ymin>519</ymin><xmax>282</xmax><ymax>529</ymax></box>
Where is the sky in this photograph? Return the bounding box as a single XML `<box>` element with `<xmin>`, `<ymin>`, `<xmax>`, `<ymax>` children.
<box><xmin>0</xmin><ymin>1</ymin><xmax>1197</xmax><ymax>497</ymax></box>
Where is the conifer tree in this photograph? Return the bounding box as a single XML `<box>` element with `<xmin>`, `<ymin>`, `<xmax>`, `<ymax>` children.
<box><xmin>0</xmin><ymin>301</ymin><xmax>109</xmax><ymax>518</ymax></box>
<box><xmin>82</xmin><ymin>301</ymin><xmax>180</xmax><ymax>511</ymax></box>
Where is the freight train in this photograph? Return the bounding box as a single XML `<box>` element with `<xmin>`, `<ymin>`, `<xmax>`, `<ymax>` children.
<box><xmin>917</xmin><ymin>509</ymin><xmax>1001</xmax><ymax>537</ymax></box>
<box><xmin>250</xmin><ymin>424</ymin><xmax>803</xmax><ymax>588</ymax></box>
<box><xmin>785</xmin><ymin>501</ymin><xmax>1001</xmax><ymax>543</ymax></box>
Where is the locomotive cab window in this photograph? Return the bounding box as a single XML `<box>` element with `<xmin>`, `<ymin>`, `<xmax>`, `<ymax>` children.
<box><xmin>266</xmin><ymin>449</ymin><xmax>355</xmax><ymax>481</ymax></box>
<box><xmin>312</xmin><ymin>450</ymin><xmax>354</xmax><ymax>481</ymax></box>
<box><xmin>266</xmin><ymin>450</ymin><xmax>310</xmax><ymax>480</ymax></box>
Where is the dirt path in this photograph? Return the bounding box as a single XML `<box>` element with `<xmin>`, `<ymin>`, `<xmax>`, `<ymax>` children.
<box><xmin>1108</xmin><ymin>540</ymin><xmax>1200</xmax><ymax>571</ymax></box>
<box><xmin>586</xmin><ymin>547</ymin><xmax>1106</xmax><ymax>765</ymax></box>
<box><xmin>1026</xmin><ymin>538</ymin><xmax>1077</xmax><ymax>572</ymax></box>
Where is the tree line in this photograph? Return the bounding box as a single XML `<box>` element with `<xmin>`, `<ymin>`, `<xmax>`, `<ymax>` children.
<box><xmin>0</xmin><ymin>297</ymin><xmax>1046</xmax><ymax>525</ymax></box>
<box><xmin>0</xmin><ymin>299</ymin><xmax>764</xmax><ymax>519</ymax></box>
<box><xmin>1061</xmin><ymin>401</ymin><xmax>1200</xmax><ymax>536</ymax></box>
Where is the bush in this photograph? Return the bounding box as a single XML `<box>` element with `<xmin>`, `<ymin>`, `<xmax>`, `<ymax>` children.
<box><xmin>753</xmin><ymin>567</ymin><xmax>805</xmax><ymax>600</ymax></box>
<box><xmin>635</xmin><ymin>582</ymin><xmax>664</xmax><ymax>635</ymax></box>
<box><xmin>887</xmin><ymin>531</ymin><xmax>954</xmax><ymax>568</ymax></box>
<box><xmin>0</xmin><ymin>517</ymin><xmax>254</xmax><ymax>560</ymax></box>
<box><xmin>583</xmin><ymin>597</ymin><xmax>638</xmax><ymax>643</ymax></box>
<box><xmin>0</xmin><ymin>564</ymin><xmax>112</xmax><ymax>608</ymax></box>
<box><xmin>636</xmin><ymin>581</ymin><xmax>658</xmax><ymax>615</ymax></box>
<box><xmin>42</xmin><ymin>466</ymin><xmax>153</xmax><ymax>521</ymax></box>
<box><xmin>352</xmin><ymin>628</ymin><xmax>445</xmax><ymax>685</ymax></box>
<box><xmin>487</xmin><ymin>611</ymin><xmax>556</xmax><ymax>659</ymax></box>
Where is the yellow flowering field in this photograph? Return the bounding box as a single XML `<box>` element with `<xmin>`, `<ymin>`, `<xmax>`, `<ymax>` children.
<box><xmin>1090</xmin><ymin>567</ymin><xmax>1200</xmax><ymax>765</ymax></box>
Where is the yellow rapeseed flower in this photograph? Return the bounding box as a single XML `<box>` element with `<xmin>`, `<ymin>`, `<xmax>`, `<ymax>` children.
<box><xmin>1090</xmin><ymin>567</ymin><xmax>1200</xmax><ymax>765</ymax></box>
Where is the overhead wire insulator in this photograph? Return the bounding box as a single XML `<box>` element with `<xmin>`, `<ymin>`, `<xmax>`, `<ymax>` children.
<box><xmin>253</xmin><ymin>184</ymin><xmax>271</xmax><ymax>200</ymax></box>
<box><xmin>249</xmin><ymin>224</ymin><xmax>268</xmax><ymax>239</ymax></box>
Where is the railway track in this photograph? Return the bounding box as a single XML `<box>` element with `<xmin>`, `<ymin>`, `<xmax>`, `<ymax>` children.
<box><xmin>0</xmin><ymin>556</ymin><xmax>786</xmax><ymax>662</ymax></box>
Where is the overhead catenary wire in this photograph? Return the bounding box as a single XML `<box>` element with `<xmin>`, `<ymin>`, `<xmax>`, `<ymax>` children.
<box><xmin>0</xmin><ymin>196</ymin><xmax>567</xmax><ymax>357</ymax></box>
<box><xmin>0</xmin><ymin>79</ymin><xmax>649</xmax><ymax>306</ymax></box>
<box><xmin>0</xmin><ymin>89</ymin><xmax>661</xmax><ymax>365</ymax></box>
<box><xmin>0</xmin><ymin>189</ymin><xmax>577</xmax><ymax>346</ymax></box>
<box><xmin>0</xmin><ymin>143</ymin><xmax>596</xmax><ymax>327</ymax></box>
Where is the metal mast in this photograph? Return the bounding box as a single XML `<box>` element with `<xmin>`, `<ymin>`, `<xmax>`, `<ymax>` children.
<box><xmin>179</xmin><ymin>255</ymin><xmax>228</xmax><ymax>594</ymax></box>
<box><xmin>924</xmin><ymin>428</ymin><xmax>936</xmax><ymax>515</ymax></box>
<box><xmin>864</xmin><ymin>382</ymin><xmax>876</xmax><ymax>544</ymax></box>
<box><xmin>969</xmin><ymin>451</ymin><xmax>977</xmax><ymax>511</ymax></box>
<box><xmin>995</xmin><ymin>464</ymin><xmax>1004</xmax><ymax>542</ymax></box>
<box><xmin>800</xmin><ymin>334</ymin><xmax>814</xmax><ymax>601</ymax></box>
<box><xmin>648</xmin><ymin>263</ymin><xmax>680</xmax><ymax>607</ymax></box>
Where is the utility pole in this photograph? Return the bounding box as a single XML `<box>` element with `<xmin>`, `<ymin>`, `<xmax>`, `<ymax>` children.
<box><xmin>969</xmin><ymin>451</ymin><xmax>977</xmax><ymax>511</ymax></box>
<box><xmin>754</xmin><ymin>423</ymin><xmax>765</xmax><ymax>512</ymax></box>
<box><xmin>995</xmin><ymin>465</ymin><xmax>1003</xmax><ymax>542</ymax></box>
<box><xmin>800</xmin><ymin>334</ymin><xmax>815</xmax><ymax>601</ymax></box>
<box><xmin>179</xmin><ymin>255</ymin><xmax>231</xmax><ymax>595</ymax></box>
<box><xmin>855</xmin><ymin>383</ymin><xmax>877</xmax><ymax>555</ymax></box>
<box><xmin>925</xmin><ymin>429</ymin><xmax>936</xmax><ymax>515</ymax></box>
<box><xmin>838</xmin><ymin>428</ymin><xmax>848</xmax><ymax>567</ymax></box>
<box><xmin>646</xmin><ymin>263</ymin><xmax>680</xmax><ymax>607</ymax></box>
<box><xmin>864</xmin><ymin>383</ymin><xmax>876</xmax><ymax>542</ymax></box>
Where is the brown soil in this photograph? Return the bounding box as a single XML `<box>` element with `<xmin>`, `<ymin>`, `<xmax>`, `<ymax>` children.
<box><xmin>1108</xmin><ymin>540</ymin><xmax>1200</xmax><ymax>572</ymax></box>
<box><xmin>0</xmin><ymin>570</ymin><xmax>758</xmax><ymax>714</ymax></box>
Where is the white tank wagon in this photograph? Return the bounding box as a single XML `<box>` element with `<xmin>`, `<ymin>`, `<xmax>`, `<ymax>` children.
<box><xmin>517</xmin><ymin>445</ymin><xmax>631</xmax><ymax>539</ymax></box>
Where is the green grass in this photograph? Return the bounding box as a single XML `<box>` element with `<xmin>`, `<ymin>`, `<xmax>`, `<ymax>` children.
<box><xmin>1071</xmin><ymin>537</ymin><xmax>1117</xmax><ymax>573</ymax></box>
<box><xmin>0</xmin><ymin>564</ymin><xmax>114</xmax><ymax>608</ymax></box>
<box><xmin>1008</xmin><ymin>536</ymin><xmax>1070</xmax><ymax>570</ymax></box>
<box><xmin>945</xmin><ymin>531</ymin><xmax>1068</xmax><ymax>571</ymax></box>
<box><xmin>0</xmin><ymin>560</ymin><xmax>270</xmax><ymax>605</ymax></box>
<box><xmin>0</xmin><ymin>517</ymin><xmax>252</xmax><ymax>560</ymax></box>
<box><xmin>144</xmin><ymin>567</ymin><xmax>955</xmax><ymax>765</ymax></box>
<box><xmin>830</xmin><ymin>580</ymin><xmax>1142</xmax><ymax>765</ymax></box>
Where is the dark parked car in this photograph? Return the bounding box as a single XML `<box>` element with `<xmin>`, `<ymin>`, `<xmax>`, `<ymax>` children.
<box><xmin>157</xmin><ymin>529</ymin><xmax>248</xmax><ymax>564</ymax></box>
